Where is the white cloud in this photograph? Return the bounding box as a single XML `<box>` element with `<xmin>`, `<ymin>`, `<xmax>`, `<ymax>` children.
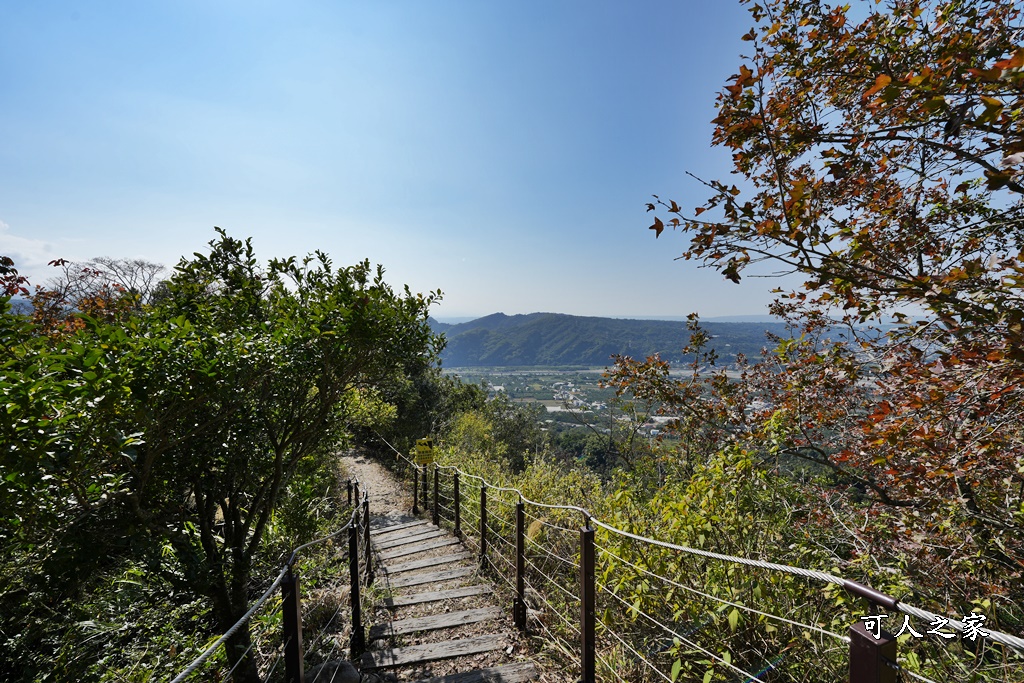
<box><xmin>0</xmin><ymin>220</ymin><xmax>85</xmax><ymax>286</ymax></box>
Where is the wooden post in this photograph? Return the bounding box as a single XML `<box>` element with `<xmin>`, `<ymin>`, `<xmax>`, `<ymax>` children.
<box><xmin>363</xmin><ymin>497</ymin><xmax>373</xmax><ymax>586</ymax></box>
<box><xmin>580</xmin><ymin>523</ymin><xmax>596</xmax><ymax>683</ymax></box>
<box><xmin>347</xmin><ymin>479</ymin><xmax>352</xmax><ymax>506</ymax></box>
<box><xmin>422</xmin><ymin>463</ymin><xmax>429</xmax><ymax>510</ymax></box>
<box><xmin>849</xmin><ymin>620</ymin><xmax>897</xmax><ymax>683</ymax></box>
<box><xmin>433</xmin><ymin>465</ymin><xmax>440</xmax><ymax>527</ymax></box>
<box><xmin>513</xmin><ymin>501</ymin><xmax>526</xmax><ymax>630</ymax></box>
<box><xmin>479</xmin><ymin>483</ymin><xmax>488</xmax><ymax>569</ymax></box>
<box><xmin>282</xmin><ymin>568</ymin><xmax>305</xmax><ymax>683</ymax></box>
<box><xmin>412</xmin><ymin>466</ymin><xmax>419</xmax><ymax>515</ymax></box>
<box><xmin>453</xmin><ymin>470</ymin><xmax>461</xmax><ymax>537</ymax></box>
<box><xmin>353</xmin><ymin>480</ymin><xmax>360</xmax><ymax>507</ymax></box>
<box><xmin>348</xmin><ymin>523</ymin><xmax>365</xmax><ymax>658</ymax></box>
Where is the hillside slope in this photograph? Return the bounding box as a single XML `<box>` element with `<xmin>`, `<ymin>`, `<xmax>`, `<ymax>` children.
<box><xmin>433</xmin><ymin>313</ymin><xmax>793</xmax><ymax>367</ymax></box>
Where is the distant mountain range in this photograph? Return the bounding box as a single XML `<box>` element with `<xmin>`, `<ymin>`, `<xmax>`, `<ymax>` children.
<box><xmin>431</xmin><ymin>312</ymin><xmax>795</xmax><ymax>367</ymax></box>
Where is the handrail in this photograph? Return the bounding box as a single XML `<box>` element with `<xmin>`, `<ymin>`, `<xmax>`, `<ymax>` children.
<box><xmin>169</xmin><ymin>565</ymin><xmax>289</xmax><ymax>683</ymax></box>
<box><xmin>371</xmin><ymin>428</ymin><xmax>419</xmax><ymax>469</ymax></box>
<box><xmin>287</xmin><ymin>497</ymin><xmax>362</xmax><ymax>567</ymax></box>
<box><xmin>170</xmin><ymin>484</ymin><xmax>368</xmax><ymax>681</ymax></box>
<box><xmin>373</xmin><ymin>434</ymin><xmax>1024</xmax><ymax>656</ymax></box>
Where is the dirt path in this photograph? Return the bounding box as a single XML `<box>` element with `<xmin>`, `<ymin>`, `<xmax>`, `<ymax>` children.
<box><xmin>339</xmin><ymin>450</ymin><xmax>416</xmax><ymax>526</ymax></box>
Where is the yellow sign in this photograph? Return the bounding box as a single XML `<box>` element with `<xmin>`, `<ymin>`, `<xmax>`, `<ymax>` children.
<box><xmin>414</xmin><ymin>437</ymin><xmax>434</xmax><ymax>465</ymax></box>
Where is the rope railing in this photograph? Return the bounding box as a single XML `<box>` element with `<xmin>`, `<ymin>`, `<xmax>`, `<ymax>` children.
<box><xmin>594</xmin><ymin>541</ymin><xmax>849</xmax><ymax>643</ymax></box>
<box><xmin>169</xmin><ymin>566</ymin><xmax>290</xmax><ymax>683</ymax></box>
<box><xmin>169</xmin><ymin>481</ymin><xmax>372</xmax><ymax>683</ymax></box>
<box><xmin>375</xmin><ymin>435</ymin><xmax>1024</xmax><ymax>682</ymax></box>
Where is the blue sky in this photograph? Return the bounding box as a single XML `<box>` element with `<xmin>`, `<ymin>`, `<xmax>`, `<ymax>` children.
<box><xmin>1</xmin><ymin>1</ymin><xmax>790</xmax><ymax>319</ymax></box>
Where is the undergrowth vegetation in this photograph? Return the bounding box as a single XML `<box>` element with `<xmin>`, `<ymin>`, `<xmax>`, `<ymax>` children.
<box><xmin>424</xmin><ymin>384</ymin><xmax>1023</xmax><ymax>681</ymax></box>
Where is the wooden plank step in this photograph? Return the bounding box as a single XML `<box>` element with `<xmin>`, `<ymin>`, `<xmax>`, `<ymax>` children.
<box><xmin>388</xmin><ymin>566</ymin><xmax>475</xmax><ymax>589</ymax></box>
<box><xmin>361</xmin><ymin>634</ymin><xmax>505</xmax><ymax>671</ymax></box>
<box><xmin>378</xmin><ymin>537</ymin><xmax>461</xmax><ymax>561</ymax></box>
<box><xmin>383</xmin><ymin>584</ymin><xmax>492</xmax><ymax>608</ymax></box>
<box><xmin>371</xmin><ymin>520</ymin><xmax>432</xmax><ymax>536</ymax></box>
<box><xmin>369</xmin><ymin>606</ymin><xmax>500</xmax><ymax>639</ymax></box>
<box><xmin>383</xmin><ymin>552</ymin><xmax>472</xmax><ymax>576</ymax></box>
<box><xmin>410</xmin><ymin>662</ymin><xmax>538</xmax><ymax>683</ymax></box>
<box><xmin>374</xmin><ymin>529</ymin><xmax>447</xmax><ymax>550</ymax></box>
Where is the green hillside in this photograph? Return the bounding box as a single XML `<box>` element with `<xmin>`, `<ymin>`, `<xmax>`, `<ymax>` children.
<box><xmin>434</xmin><ymin>312</ymin><xmax>794</xmax><ymax>366</ymax></box>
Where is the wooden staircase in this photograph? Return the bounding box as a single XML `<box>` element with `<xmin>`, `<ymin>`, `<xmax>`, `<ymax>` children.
<box><xmin>362</xmin><ymin>518</ymin><xmax>537</xmax><ymax>683</ymax></box>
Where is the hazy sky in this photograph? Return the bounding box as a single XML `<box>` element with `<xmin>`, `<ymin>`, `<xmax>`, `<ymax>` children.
<box><xmin>1</xmin><ymin>1</ymin><xmax>794</xmax><ymax>320</ymax></box>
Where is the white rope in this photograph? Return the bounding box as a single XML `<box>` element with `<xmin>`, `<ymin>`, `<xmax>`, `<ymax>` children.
<box><xmin>169</xmin><ymin>566</ymin><xmax>289</xmax><ymax>683</ymax></box>
<box><xmin>531</xmin><ymin>600</ymin><xmax>583</xmax><ymax>668</ymax></box>
<box><xmin>525</xmin><ymin>534</ymin><xmax>580</xmax><ymax>570</ymax></box>
<box><xmin>173</xmin><ymin>485</ymin><xmax>367</xmax><ymax>682</ymax></box>
<box><xmin>375</xmin><ymin>437</ymin><xmax>1024</xmax><ymax>658</ymax></box>
<box><xmin>261</xmin><ymin>645</ymin><xmax>286</xmax><ymax>681</ymax></box>
<box><xmin>525</xmin><ymin>555</ymin><xmax>581</xmax><ymax>605</ymax></box>
<box><xmin>591</xmin><ymin>518</ymin><xmax>846</xmax><ymax>587</ymax></box>
<box><xmin>520</xmin><ymin>493</ymin><xmax>590</xmax><ymax>517</ymax></box>
<box><xmin>897</xmin><ymin>662</ymin><xmax>941</xmax><ymax>683</ymax></box>
<box><xmin>595</xmin><ymin>650</ymin><xmax>628</xmax><ymax>683</ymax></box>
<box><xmin>523</xmin><ymin>511</ymin><xmax>577</xmax><ymax>534</ymax></box>
<box><xmin>600</xmin><ymin>620</ymin><xmax>675</xmax><ymax>683</ymax></box>
<box><xmin>288</xmin><ymin>514</ymin><xmax>356</xmax><ymax>564</ymax></box>
<box><xmin>223</xmin><ymin>638</ymin><xmax>258</xmax><ymax>680</ymax></box>
<box><xmin>371</xmin><ymin>430</ymin><xmax>418</xmax><ymax>469</ymax></box>
<box><xmin>601</xmin><ymin>585</ymin><xmax>762</xmax><ymax>681</ymax></box>
<box><xmin>894</xmin><ymin>603</ymin><xmax>1024</xmax><ymax>655</ymax></box>
<box><xmin>595</xmin><ymin>542</ymin><xmax>850</xmax><ymax>643</ymax></box>
<box><xmin>524</xmin><ymin>574</ymin><xmax>582</xmax><ymax>636</ymax></box>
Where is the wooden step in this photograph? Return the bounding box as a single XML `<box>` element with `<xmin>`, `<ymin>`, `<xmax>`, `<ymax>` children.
<box><xmin>371</xmin><ymin>520</ymin><xmax>433</xmax><ymax>536</ymax></box>
<box><xmin>388</xmin><ymin>566</ymin><xmax>475</xmax><ymax>589</ymax></box>
<box><xmin>374</xmin><ymin>529</ymin><xmax>447</xmax><ymax>550</ymax></box>
<box><xmin>410</xmin><ymin>662</ymin><xmax>538</xmax><ymax>683</ymax></box>
<box><xmin>378</xmin><ymin>537</ymin><xmax>461</xmax><ymax>561</ymax></box>
<box><xmin>383</xmin><ymin>584</ymin><xmax>492</xmax><ymax>608</ymax></box>
<box><xmin>361</xmin><ymin>634</ymin><xmax>506</xmax><ymax>671</ymax></box>
<box><xmin>383</xmin><ymin>552</ymin><xmax>472</xmax><ymax>576</ymax></box>
<box><xmin>369</xmin><ymin>607</ymin><xmax>501</xmax><ymax>639</ymax></box>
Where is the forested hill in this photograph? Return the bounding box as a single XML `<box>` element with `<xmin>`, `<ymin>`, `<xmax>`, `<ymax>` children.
<box><xmin>432</xmin><ymin>312</ymin><xmax>793</xmax><ymax>367</ymax></box>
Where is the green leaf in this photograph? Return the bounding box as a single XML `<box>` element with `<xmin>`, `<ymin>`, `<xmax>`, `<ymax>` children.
<box><xmin>703</xmin><ymin>669</ymin><xmax>714</xmax><ymax>683</ymax></box>
<box><xmin>671</xmin><ymin>659</ymin><xmax>682</xmax><ymax>682</ymax></box>
<box><xmin>728</xmin><ymin>608</ymin><xmax>739</xmax><ymax>631</ymax></box>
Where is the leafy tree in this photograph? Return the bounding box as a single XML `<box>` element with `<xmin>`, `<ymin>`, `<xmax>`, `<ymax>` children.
<box><xmin>0</xmin><ymin>232</ymin><xmax>440</xmax><ymax>681</ymax></box>
<box><xmin>650</xmin><ymin>0</ymin><xmax>1024</xmax><ymax>332</ymax></box>
<box><xmin>356</xmin><ymin>363</ymin><xmax>487</xmax><ymax>464</ymax></box>
<box><xmin>480</xmin><ymin>392</ymin><xmax>547</xmax><ymax>472</ymax></box>
<box><xmin>640</xmin><ymin>0</ymin><xmax>1024</xmax><ymax>661</ymax></box>
<box><xmin>442</xmin><ymin>392</ymin><xmax>547</xmax><ymax>473</ymax></box>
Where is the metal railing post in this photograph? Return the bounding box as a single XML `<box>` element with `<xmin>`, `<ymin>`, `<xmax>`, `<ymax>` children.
<box><xmin>412</xmin><ymin>466</ymin><xmax>419</xmax><ymax>515</ymax></box>
<box><xmin>348</xmin><ymin>523</ymin><xmax>365</xmax><ymax>658</ymax></box>
<box><xmin>849</xmin><ymin>620</ymin><xmax>897</xmax><ymax>683</ymax></box>
<box><xmin>353</xmin><ymin>480</ymin><xmax>360</xmax><ymax>507</ymax></box>
<box><xmin>580</xmin><ymin>521</ymin><xmax>596</xmax><ymax>683</ymax></box>
<box><xmin>479</xmin><ymin>483</ymin><xmax>488</xmax><ymax>569</ymax></box>
<box><xmin>433</xmin><ymin>465</ymin><xmax>440</xmax><ymax>527</ymax></box>
<box><xmin>363</xmin><ymin>496</ymin><xmax>373</xmax><ymax>586</ymax></box>
<box><xmin>514</xmin><ymin>500</ymin><xmax>526</xmax><ymax>630</ymax></box>
<box><xmin>347</xmin><ymin>479</ymin><xmax>352</xmax><ymax>506</ymax></box>
<box><xmin>453</xmin><ymin>470</ymin><xmax>461</xmax><ymax>537</ymax></box>
<box><xmin>282</xmin><ymin>567</ymin><xmax>305</xmax><ymax>683</ymax></box>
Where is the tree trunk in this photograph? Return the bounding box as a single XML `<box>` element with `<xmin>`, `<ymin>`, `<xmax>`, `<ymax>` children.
<box><xmin>224</xmin><ymin>625</ymin><xmax>260</xmax><ymax>683</ymax></box>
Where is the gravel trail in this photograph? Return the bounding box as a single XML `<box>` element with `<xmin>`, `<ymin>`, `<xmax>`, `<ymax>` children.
<box><xmin>340</xmin><ymin>450</ymin><xmax>417</xmax><ymax>528</ymax></box>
